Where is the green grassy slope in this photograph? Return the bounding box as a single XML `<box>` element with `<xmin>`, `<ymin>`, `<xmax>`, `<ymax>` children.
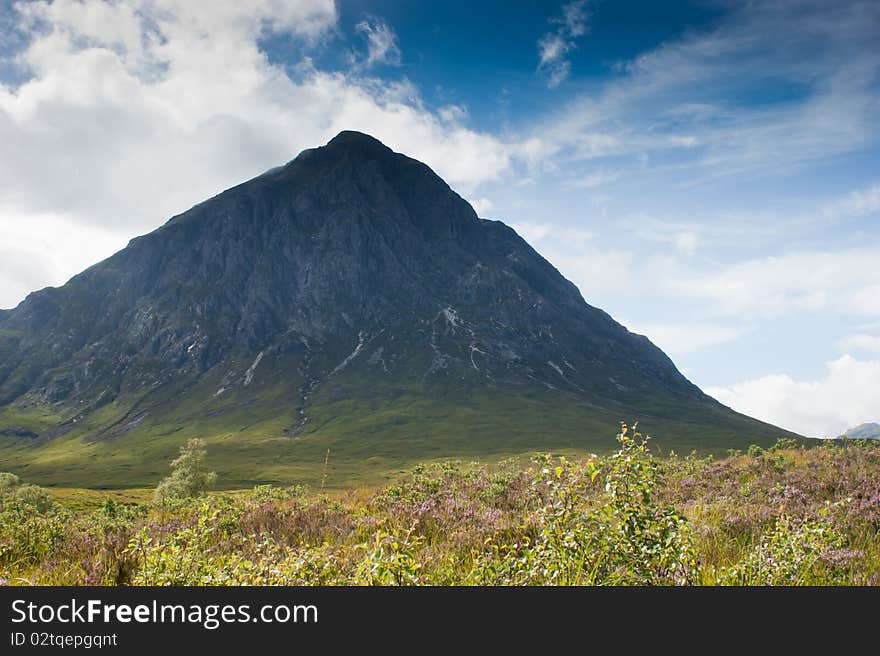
<box><xmin>0</xmin><ymin>371</ymin><xmax>800</xmax><ymax>490</ymax></box>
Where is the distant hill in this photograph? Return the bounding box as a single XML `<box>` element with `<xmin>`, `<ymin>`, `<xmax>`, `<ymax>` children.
<box><xmin>0</xmin><ymin>131</ymin><xmax>796</xmax><ymax>488</ymax></box>
<box><xmin>839</xmin><ymin>423</ymin><xmax>880</xmax><ymax>440</ymax></box>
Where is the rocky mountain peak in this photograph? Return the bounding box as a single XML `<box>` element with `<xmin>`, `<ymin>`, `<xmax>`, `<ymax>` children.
<box><xmin>323</xmin><ymin>129</ymin><xmax>395</xmax><ymax>156</ymax></box>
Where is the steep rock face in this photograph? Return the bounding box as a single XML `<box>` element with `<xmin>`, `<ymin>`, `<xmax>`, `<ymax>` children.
<box><xmin>0</xmin><ymin>131</ymin><xmax>791</xmax><ymax>486</ymax></box>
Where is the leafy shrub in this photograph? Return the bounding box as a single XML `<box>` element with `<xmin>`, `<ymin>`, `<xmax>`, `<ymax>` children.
<box><xmin>770</xmin><ymin>437</ymin><xmax>800</xmax><ymax>452</ymax></box>
<box><xmin>0</xmin><ymin>499</ymin><xmax>66</xmax><ymax>568</ymax></box>
<box><xmin>0</xmin><ymin>472</ymin><xmax>21</xmax><ymax>493</ymax></box>
<box><xmin>13</xmin><ymin>485</ymin><xmax>57</xmax><ymax>514</ymax></box>
<box><xmin>248</xmin><ymin>484</ymin><xmax>308</xmax><ymax>503</ymax></box>
<box><xmin>719</xmin><ymin>512</ymin><xmax>851</xmax><ymax>585</ymax></box>
<box><xmin>0</xmin><ymin>472</ymin><xmax>56</xmax><ymax>514</ymax></box>
<box><xmin>128</xmin><ymin>503</ymin><xmax>233</xmax><ymax>585</ymax></box>
<box><xmin>473</xmin><ymin>424</ymin><xmax>696</xmax><ymax>585</ymax></box>
<box><xmin>355</xmin><ymin>523</ymin><xmax>425</xmax><ymax>585</ymax></box>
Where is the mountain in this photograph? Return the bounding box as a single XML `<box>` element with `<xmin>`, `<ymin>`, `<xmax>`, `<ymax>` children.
<box><xmin>839</xmin><ymin>423</ymin><xmax>880</xmax><ymax>440</ymax></box>
<box><xmin>0</xmin><ymin>131</ymin><xmax>795</xmax><ymax>488</ymax></box>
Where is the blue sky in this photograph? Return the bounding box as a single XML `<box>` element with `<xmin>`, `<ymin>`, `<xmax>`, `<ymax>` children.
<box><xmin>0</xmin><ymin>0</ymin><xmax>878</xmax><ymax>436</ymax></box>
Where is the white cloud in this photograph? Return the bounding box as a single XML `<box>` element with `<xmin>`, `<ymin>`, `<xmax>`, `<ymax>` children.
<box><xmin>838</xmin><ymin>334</ymin><xmax>880</xmax><ymax>354</ymax></box>
<box><xmin>706</xmin><ymin>355</ymin><xmax>880</xmax><ymax>437</ymax></box>
<box><xmin>537</xmin><ymin>1</ymin><xmax>589</xmax><ymax>88</ymax></box>
<box><xmin>567</xmin><ymin>169</ymin><xmax>619</xmax><ymax>189</ymax></box>
<box><xmin>672</xmin><ymin>231</ymin><xmax>698</xmax><ymax>256</ymax></box>
<box><xmin>674</xmin><ymin>248</ymin><xmax>880</xmax><ymax>319</ymax></box>
<box><xmin>516</xmin><ymin>237</ymin><xmax>636</xmax><ymax>303</ymax></box>
<box><xmin>0</xmin><ymin>207</ymin><xmax>127</xmax><ymax>308</ymax></box>
<box><xmin>355</xmin><ymin>16</ymin><xmax>401</xmax><ymax>68</ymax></box>
<box><xmin>558</xmin><ymin>0</ymin><xmax>589</xmax><ymax>38</ymax></box>
<box><xmin>511</xmin><ymin>212</ymin><xmax>879</xmax><ymax>341</ymax></box>
<box><xmin>0</xmin><ymin>0</ymin><xmax>519</xmax><ymax>307</ymax></box>
<box><xmin>822</xmin><ymin>182</ymin><xmax>880</xmax><ymax>220</ymax></box>
<box><xmin>625</xmin><ymin>320</ymin><xmax>749</xmax><ymax>357</ymax></box>
<box><xmin>538</xmin><ymin>35</ymin><xmax>567</xmax><ymax>68</ymax></box>
<box><xmin>510</xmin><ymin>221</ymin><xmax>594</xmax><ymax>245</ymax></box>
<box><xmin>511</xmin><ymin>222</ymin><xmax>554</xmax><ymax>243</ymax></box>
<box><xmin>469</xmin><ymin>197</ymin><xmax>494</xmax><ymax>215</ymax></box>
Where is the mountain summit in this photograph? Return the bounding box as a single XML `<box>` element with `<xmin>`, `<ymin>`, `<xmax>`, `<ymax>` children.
<box><xmin>0</xmin><ymin>131</ymin><xmax>791</xmax><ymax>487</ymax></box>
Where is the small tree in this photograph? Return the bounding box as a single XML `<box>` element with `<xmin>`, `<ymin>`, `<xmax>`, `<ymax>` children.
<box><xmin>0</xmin><ymin>472</ymin><xmax>21</xmax><ymax>494</ymax></box>
<box><xmin>0</xmin><ymin>472</ymin><xmax>55</xmax><ymax>513</ymax></box>
<box><xmin>154</xmin><ymin>438</ymin><xmax>217</xmax><ymax>503</ymax></box>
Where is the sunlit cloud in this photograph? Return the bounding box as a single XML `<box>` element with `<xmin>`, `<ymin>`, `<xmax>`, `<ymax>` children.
<box><xmin>707</xmin><ymin>355</ymin><xmax>880</xmax><ymax>437</ymax></box>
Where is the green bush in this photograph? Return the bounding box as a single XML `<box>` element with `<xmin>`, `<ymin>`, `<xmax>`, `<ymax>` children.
<box><xmin>0</xmin><ymin>472</ymin><xmax>21</xmax><ymax>493</ymax></box>
<box><xmin>473</xmin><ymin>424</ymin><xmax>696</xmax><ymax>585</ymax></box>
<box><xmin>719</xmin><ymin>513</ymin><xmax>850</xmax><ymax>585</ymax></box>
<box><xmin>770</xmin><ymin>437</ymin><xmax>800</xmax><ymax>452</ymax></box>
<box><xmin>0</xmin><ymin>499</ymin><xmax>66</xmax><ymax>568</ymax></box>
<box><xmin>154</xmin><ymin>439</ymin><xmax>217</xmax><ymax>503</ymax></box>
<box><xmin>249</xmin><ymin>484</ymin><xmax>308</xmax><ymax>503</ymax></box>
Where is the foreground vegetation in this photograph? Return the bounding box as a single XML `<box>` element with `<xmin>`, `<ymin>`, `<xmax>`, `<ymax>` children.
<box><xmin>1</xmin><ymin>426</ymin><xmax>878</xmax><ymax>585</ymax></box>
